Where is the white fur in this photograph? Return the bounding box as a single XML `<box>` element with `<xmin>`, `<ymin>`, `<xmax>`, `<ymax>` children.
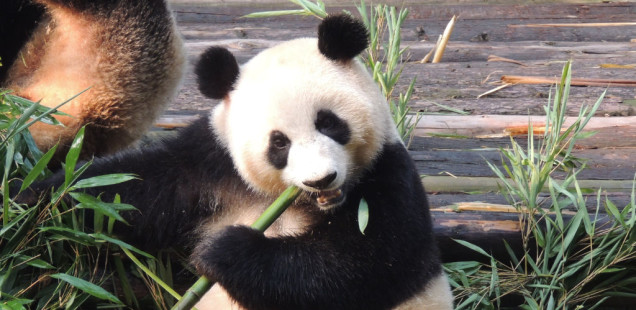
<box><xmin>206</xmin><ymin>38</ymin><xmax>454</xmax><ymax>309</ymax></box>
<box><xmin>284</xmin><ymin>134</ymin><xmax>347</xmax><ymax>191</ymax></box>
<box><xmin>195</xmin><ymin>274</ymin><xmax>454</xmax><ymax>310</ymax></box>
<box><xmin>394</xmin><ymin>273</ymin><xmax>454</xmax><ymax>310</ymax></box>
<box><xmin>211</xmin><ymin>38</ymin><xmax>399</xmax><ymax>195</ymax></box>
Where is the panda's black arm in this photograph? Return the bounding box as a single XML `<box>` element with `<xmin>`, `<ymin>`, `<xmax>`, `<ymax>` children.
<box><xmin>16</xmin><ymin>117</ymin><xmax>229</xmax><ymax>250</ymax></box>
<box><xmin>192</xmin><ymin>143</ymin><xmax>443</xmax><ymax>310</ymax></box>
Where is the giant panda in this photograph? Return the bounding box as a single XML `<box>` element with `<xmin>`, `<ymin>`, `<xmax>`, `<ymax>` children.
<box><xmin>19</xmin><ymin>14</ymin><xmax>453</xmax><ymax>310</ymax></box>
<box><xmin>0</xmin><ymin>0</ymin><xmax>185</xmax><ymax>158</ymax></box>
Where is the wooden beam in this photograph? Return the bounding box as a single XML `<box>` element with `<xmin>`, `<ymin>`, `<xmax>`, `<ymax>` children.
<box><xmin>509</xmin><ymin>22</ymin><xmax>636</xmax><ymax>28</ymax></box>
<box><xmin>422</xmin><ymin>176</ymin><xmax>635</xmax><ymax>193</ymax></box>
<box><xmin>414</xmin><ymin>115</ymin><xmax>636</xmax><ymax>138</ymax></box>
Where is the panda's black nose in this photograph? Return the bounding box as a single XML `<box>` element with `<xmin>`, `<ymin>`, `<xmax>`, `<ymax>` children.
<box><xmin>303</xmin><ymin>172</ymin><xmax>337</xmax><ymax>190</ymax></box>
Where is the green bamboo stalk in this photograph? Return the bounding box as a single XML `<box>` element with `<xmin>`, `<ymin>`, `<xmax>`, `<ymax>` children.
<box><xmin>172</xmin><ymin>185</ymin><xmax>302</xmax><ymax>310</ymax></box>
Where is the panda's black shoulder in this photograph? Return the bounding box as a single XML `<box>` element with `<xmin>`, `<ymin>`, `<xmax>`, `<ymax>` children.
<box><xmin>145</xmin><ymin>115</ymin><xmax>228</xmax><ymax>166</ymax></box>
<box><xmin>0</xmin><ymin>1</ymin><xmax>44</xmax><ymax>82</ymax></box>
<box><xmin>88</xmin><ymin>115</ymin><xmax>227</xmax><ymax>179</ymax></box>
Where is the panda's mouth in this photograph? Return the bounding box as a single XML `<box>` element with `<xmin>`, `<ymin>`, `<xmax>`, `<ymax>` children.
<box><xmin>314</xmin><ymin>188</ymin><xmax>345</xmax><ymax>208</ymax></box>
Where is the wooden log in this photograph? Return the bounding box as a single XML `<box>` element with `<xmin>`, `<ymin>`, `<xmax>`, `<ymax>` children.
<box><xmin>432</xmin><ymin>203</ymin><xmax>620</xmax><ymax>263</ymax></box>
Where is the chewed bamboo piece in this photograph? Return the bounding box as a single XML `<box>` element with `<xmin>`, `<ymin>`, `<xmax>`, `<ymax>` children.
<box><xmin>421</xmin><ymin>15</ymin><xmax>457</xmax><ymax>63</ymax></box>
<box><xmin>432</xmin><ymin>15</ymin><xmax>457</xmax><ymax>63</ymax></box>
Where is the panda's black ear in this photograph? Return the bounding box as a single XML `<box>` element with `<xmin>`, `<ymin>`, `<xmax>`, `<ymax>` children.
<box><xmin>196</xmin><ymin>47</ymin><xmax>239</xmax><ymax>99</ymax></box>
<box><xmin>318</xmin><ymin>14</ymin><xmax>369</xmax><ymax>61</ymax></box>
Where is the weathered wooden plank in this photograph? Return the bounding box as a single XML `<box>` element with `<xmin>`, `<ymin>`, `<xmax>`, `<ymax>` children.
<box><xmin>170</xmin><ymin>2</ymin><xmax>636</xmax><ymax>42</ymax></box>
<box><xmin>427</xmin><ymin>192</ymin><xmax>633</xmax><ymax>213</ymax></box>
<box><xmin>408</xmin><ymin>127</ymin><xmax>636</xmax><ymax>181</ymax></box>
<box><xmin>422</xmin><ymin>176</ymin><xmax>634</xmax><ymax>193</ymax></box>
<box><xmin>412</xmin><ymin>115</ymin><xmax>636</xmax><ymax>137</ymax></box>
<box><xmin>174</xmin><ymin>39</ymin><xmax>636</xmax><ymax>114</ymax></box>
<box><xmin>168</xmin><ymin>0</ymin><xmax>636</xmax><ymax>118</ymax></box>
<box><xmin>154</xmin><ymin>113</ymin><xmax>636</xmax><ymax>181</ymax></box>
<box><xmin>172</xmin><ymin>42</ymin><xmax>636</xmax><ymax>116</ymax></box>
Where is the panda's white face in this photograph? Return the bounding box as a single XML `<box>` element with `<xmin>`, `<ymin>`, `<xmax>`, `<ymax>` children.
<box><xmin>212</xmin><ymin>38</ymin><xmax>398</xmax><ymax>210</ymax></box>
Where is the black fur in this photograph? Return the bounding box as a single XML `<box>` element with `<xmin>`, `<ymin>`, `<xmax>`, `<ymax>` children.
<box><xmin>0</xmin><ymin>1</ymin><xmax>44</xmax><ymax>82</ymax></box>
<box><xmin>24</xmin><ymin>117</ymin><xmax>241</xmax><ymax>249</ymax></box>
<box><xmin>24</xmin><ymin>118</ymin><xmax>443</xmax><ymax>310</ymax></box>
<box><xmin>316</xmin><ymin>109</ymin><xmax>351</xmax><ymax>145</ymax></box>
<box><xmin>192</xmin><ymin>141</ymin><xmax>441</xmax><ymax>310</ymax></box>
<box><xmin>196</xmin><ymin>46</ymin><xmax>240</xmax><ymax>99</ymax></box>
<box><xmin>267</xmin><ymin>130</ymin><xmax>291</xmax><ymax>169</ymax></box>
<box><xmin>318</xmin><ymin>14</ymin><xmax>369</xmax><ymax>61</ymax></box>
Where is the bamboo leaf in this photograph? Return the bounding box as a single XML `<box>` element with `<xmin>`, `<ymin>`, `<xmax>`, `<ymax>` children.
<box><xmin>605</xmin><ymin>198</ymin><xmax>624</xmax><ymax>226</ymax></box>
<box><xmin>15</xmin><ymin>255</ymin><xmax>55</xmax><ymax>269</ymax></box>
<box><xmin>65</xmin><ymin>126</ymin><xmax>85</xmax><ymax>187</ymax></box>
<box><xmin>562</xmin><ymin>210</ymin><xmax>583</xmax><ymax>250</ymax></box>
<box><xmin>0</xmin><ymin>207</ymin><xmax>36</xmax><ymax>238</ymax></box>
<box><xmin>19</xmin><ymin>145</ymin><xmax>57</xmax><ymax>192</ymax></box>
<box><xmin>39</xmin><ymin>227</ymin><xmax>95</xmax><ymax>246</ymax></box>
<box><xmin>50</xmin><ymin>273</ymin><xmax>122</xmax><ymax>304</ymax></box>
<box><xmin>453</xmin><ymin>239</ymin><xmax>492</xmax><ymax>258</ymax></box>
<box><xmin>242</xmin><ymin>10</ymin><xmax>309</xmax><ymax>18</ymax></box>
<box><xmin>69</xmin><ymin>192</ymin><xmax>136</xmax><ymax>225</ymax></box>
<box><xmin>358</xmin><ymin>197</ymin><xmax>369</xmax><ymax>234</ymax></box>
<box><xmin>70</xmin><ymin>173</ymin><xmax>138</xmax><ymax>190</ymax></box>
<box><xmin>91</xmin><ymin>233</ymin><xmax>153</xmax><ymax>259</ymax></box>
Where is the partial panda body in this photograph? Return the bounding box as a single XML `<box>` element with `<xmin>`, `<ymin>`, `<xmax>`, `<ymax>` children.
<box><xmin>21</xmin><ymin>15</ymin><xmax>453</xmax><ymax>310</ymax></box>
<box><xmin>0</xmin><ymin>0</ymin><xmax>185</xmax><ymax>157</ymax></box>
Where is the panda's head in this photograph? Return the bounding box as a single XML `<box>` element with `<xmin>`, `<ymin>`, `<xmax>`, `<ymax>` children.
<box><xmin>197</xmin><ymin>15</ymin><xmax>399</xmax><ymax>210</ymax></box>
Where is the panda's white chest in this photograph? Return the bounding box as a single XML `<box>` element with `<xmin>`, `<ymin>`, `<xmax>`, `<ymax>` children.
<box><xmin>209</xmin><ymin>203</ymin><xmax>313</xmax><ymax>238</ymax></box>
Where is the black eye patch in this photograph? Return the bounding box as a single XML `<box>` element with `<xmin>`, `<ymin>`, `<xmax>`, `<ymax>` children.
<box><xmin>315</xmin><ymin>109</ymin><xmax>350</xmax><ymax>145</ymax></box>
<box><xmin>267</xmin><ymin>130</ymin><xmax>291</xmax><ymax>169</ymax></box>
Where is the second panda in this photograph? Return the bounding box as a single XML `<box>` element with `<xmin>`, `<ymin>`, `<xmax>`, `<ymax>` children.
<box><xmin>0</xmin><ymin>0</ymin><xmax>185</xmax><ymax>158</ymax></box>
<box><xmin>23</xmin><ymin>14</ymin><xmax>453</xmax><ymax>310</ymax></box>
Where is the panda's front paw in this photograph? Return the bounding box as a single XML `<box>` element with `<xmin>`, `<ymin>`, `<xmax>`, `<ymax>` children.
<box><xmin>191</xmin><ymin>225</ymin><xmax>268</xmax><ymax>280</ymax></box>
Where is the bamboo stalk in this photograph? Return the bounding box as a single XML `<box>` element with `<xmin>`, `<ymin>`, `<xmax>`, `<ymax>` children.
<box><xmin>172</xmin><ymin>186</ymin><xmax>302</xmax><ymax>310</ymax></box>
<box><xmin>501</xmin><ymin>75</ymin><xmax>636</xmax><ymax>87</ymax></box>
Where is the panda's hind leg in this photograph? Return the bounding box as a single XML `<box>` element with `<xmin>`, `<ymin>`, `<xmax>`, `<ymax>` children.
<box><xmin>393</xmin><ymin>273</ymin><xmax>454</xmax><ymax>310</ymax></box>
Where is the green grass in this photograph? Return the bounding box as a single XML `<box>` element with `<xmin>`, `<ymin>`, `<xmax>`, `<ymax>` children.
<box><xmin>0</xmin><ymin>92</ymin><xmax>181</xmax><ymax>309</ymax></box>
<box><xmin>446</xmin><ymin>62</ymin><xmax>636</xmax><ymax>310</ymax></box>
